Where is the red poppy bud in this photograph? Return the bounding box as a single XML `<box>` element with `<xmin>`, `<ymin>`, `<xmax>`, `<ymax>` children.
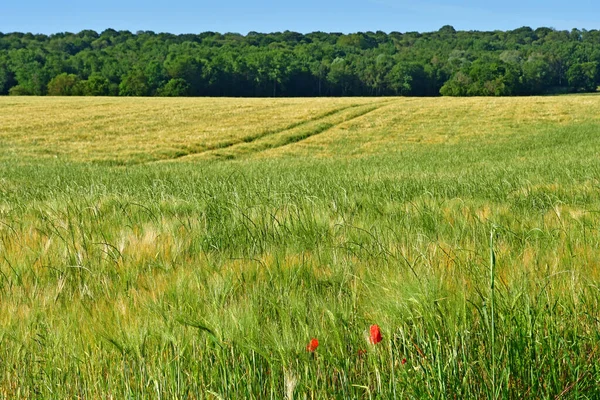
<box><xmin>369</xmin><ymin>325</ymin><xmax>382</xmax><ymax>344</ymax></box>
<box><xmin>306</xmin><ymin>338</ymin><xmax>319</xmax><ymax>352</ymax></box>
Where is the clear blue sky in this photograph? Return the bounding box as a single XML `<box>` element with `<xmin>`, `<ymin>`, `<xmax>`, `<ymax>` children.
<box><xmin>1</xmin><ymin>0</ymin><xmax>598</xmax><ymax>35</ymax></box>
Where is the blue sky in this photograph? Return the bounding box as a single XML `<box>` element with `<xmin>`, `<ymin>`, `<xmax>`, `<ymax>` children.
<box><xmin>1</xmin><ymin>0</ymin><xmax>598</xmax><ymax>35</ymax></box>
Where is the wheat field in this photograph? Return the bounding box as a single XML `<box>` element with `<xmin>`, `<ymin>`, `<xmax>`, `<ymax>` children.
<box><xmin>1</xmin><ymin>95</ymin><xmax>600</xmax><ymax>398</ymax></box>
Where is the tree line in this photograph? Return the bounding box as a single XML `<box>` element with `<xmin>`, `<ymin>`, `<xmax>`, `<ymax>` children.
<box><xmin>0</xmin><ymin>26</ymin><xmax>599</xmax><ymax>97</ymax></box>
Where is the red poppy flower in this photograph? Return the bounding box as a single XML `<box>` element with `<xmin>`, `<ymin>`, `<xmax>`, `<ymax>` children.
<box><xmin>401</xmin><ymin>358</ymin><xmax>407</xmax><ymax>365</ymax></box>
<box><xmin>306</xmin><ymin>338</ymin><xmax>319</xmax><ymax>352</ymax></box>
<box><xmin>369</xmin><ymin>324</ymin><xmax>382</xmax><ymax>344</ymax></box>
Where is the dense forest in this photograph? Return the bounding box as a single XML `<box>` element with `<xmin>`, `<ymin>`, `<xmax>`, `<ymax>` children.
<box><xmin>0</xmin><ymin>26</ymin><xmax>599</xmax><ymax>97</ymax></box>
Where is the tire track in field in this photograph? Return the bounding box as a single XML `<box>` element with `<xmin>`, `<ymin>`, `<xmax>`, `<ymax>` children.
<box><xmin>204</xmin><ymin>99</ymin><xmax>396</xmax><ymax>160</ymax></box>
<box><xmin>164</xmin><ymin>102</ymin><xmax>370</xmax><ymax>162</ymax></box>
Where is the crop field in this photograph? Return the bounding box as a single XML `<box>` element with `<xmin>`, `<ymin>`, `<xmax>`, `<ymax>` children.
<box><xmin>1</xmin><ymin>95</ymin><xmax>600</xmax><ymax>398</ymax></box>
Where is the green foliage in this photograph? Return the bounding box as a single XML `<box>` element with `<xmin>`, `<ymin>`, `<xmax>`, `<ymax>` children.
<box><xmin>8</xmin><ymin>84</ymin><xmax>33</xmax><ymax>95</ymax></box>
<box><xmin>440</xmin><ymin>71</ymin><xmax>471</xmax><ymax>96</ymax></box>
<box><xmin>83</xmin><ymin>74</ymin><xmax>111</xmax><ymax>96</ymax></box>
<box><xmin>441</xmin><ymin>58</ymin><xmax>522</xmax><ymax>96</ymax></box>
<box><xmin>164</xmin><ymin>54</ymin><xmax>204</xmax><ymax>95</ymax></box>
<box><xmin>337</xmin><ymin>32</ymin><xmax>378</xmax><ymax>49</ymax></box>
<box><xmin>144</xmin><ymin>60</ymin><xmax>168</xmax><ymax>94</ymax></box>
<box><xmin>466</xmin><ymin>59</ymin><xmax>515</xmax><ymax>96</ymax></box>
<box><xmin>0</xmin><ymin>62</ymin><xmax>16</xmax><ymax>95</ymax></box>
<box><xmin>118</xmin><ymin>67</ymin><xmax>150</xmax><ymax>96</ymax></box>
<box><xmin>157</xmin><ymin>78</ymin><xmax>191</xmax><ymax>96</ymax></box>
<box><xmin>438</xmin><ymin>25</ymin><xmax>457</xmax><ymax>34</ymax></box>
<box><xmin>521</xmin><ymin>54</ymin><xmax>555</xmax><ymax>94</ymax></box>
<box><xmin>1</xmin><ymin>27</ymin><xmax>600</xmax><ymax>96</ymax></box>
<box><xmin>567</xmin><ymin>62</ymin><xmax>598</xmax><ymax>92</ymax></box>
<box><xmin>388</xmin><ymin>62</ymin><xmax>427</xmax><ymax>95</ymax></box>
<box><xmin>47</xmin><ymin>73</ymin><xmax>84</xmax><ymax>96</ymax></box>
<box><xmin>327</xmin><ymin>57</ymin><xmax>357</xmax><ymax>95</ymax></box>
<box><xmin>8</xmin><ymin>48</ymin><xmax>50</xmax><ymax>95</ymax></box>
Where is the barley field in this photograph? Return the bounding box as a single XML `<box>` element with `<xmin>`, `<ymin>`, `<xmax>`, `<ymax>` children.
<box><xmin>1</xmin><ymin>95</ymin><xmax>600</xmax><ymax>398</ymax></box>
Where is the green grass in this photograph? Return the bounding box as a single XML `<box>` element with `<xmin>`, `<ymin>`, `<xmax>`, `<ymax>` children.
<box><xmin>1</xmin><ymin>97</ymin><xmax>600</xmax><ymax>398</ymax></box>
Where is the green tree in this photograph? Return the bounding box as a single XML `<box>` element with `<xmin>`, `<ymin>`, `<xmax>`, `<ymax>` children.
<box><xmin>157</xmin><ymin>78</ymin><xmax>191</xmax><ymax>96</ymax></box>
<box><xmin>362</xmin><ymin>53</ymin><xmax>394</xmax><ymax>95</ymax></box>
<box><xmin>388</xmin><ymin>62</ymin><xmax>427</xmax><ymax>96</ymax></box>
<box><xmin>463</xmin><ymin>58</ymin><xmax>517</xmax><ymax>96</ymax></box>
<box><xmin>337</xmin><ymin>33</ymin><xmax>377</xmax><ymax>50</ymax></box>
<box><xmin>8</xmin><ymin>85</ymin><xmax>32</xmax><ymax>96</ymax></box>
<box><xmin>164</xmin><ymin>54</ymin><xmax>204</xmax><ymax>95</ymax></box>
<box><xmin>309</xmin><ymin>59</ymin><xmax>330</xmax><ymax>96</ymax></box>
<box><xmin>521</xmin><ymin>54</ymin><xmax>553</xmax><ymax>94</ymax></box>
<box><xmin>2</xmin><ymin>26</ymin><xmax>600</xmax><ymax>97</ymax></box>
<box><xmin>327</xmin><ymin>57</ymin><xmax>356</xmax><ymax>96</ymax></box>
<box><xmin>0</xmin><ymin>63</ymin><xmax>16</xmax><ymax>95</ymax></box>
<box><xmin>8</xmin><ymin>49</ymin><xmax>50</xmax><ymax>95</ymax></box>
<box><xmin>47</xmin><ymin>73</ymin><xmax>83</xmax><ymax>95</ymax></box>
<box><xmin>119</xmin><ymin>68</ymin><xmax>150</xmax><ymax>96</ymax></box>
<box><xmin>439</xmin><ymin>71</ymin><xmax>472</xmax><ymax>96</ymax></box>
<box><xmin>145</xmin><ymin>60</ymin><xmax>168</xmax><ymax>95</ymax></box>
<box><xmin>83</xmin><ymin>74</ymin><xmax>111</xmax><ymax>96</ymax></box>
<box><xmin>567</xmin><ymin>62</ymin><xmax>598</xmax><ymax>92</ymax></box>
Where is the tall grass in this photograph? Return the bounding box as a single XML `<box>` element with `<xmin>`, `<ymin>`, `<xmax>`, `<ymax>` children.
<box><xmin>1</xmin><ymin>96</ymin><xmax>600</xmax><ymax>397</ymax></box>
